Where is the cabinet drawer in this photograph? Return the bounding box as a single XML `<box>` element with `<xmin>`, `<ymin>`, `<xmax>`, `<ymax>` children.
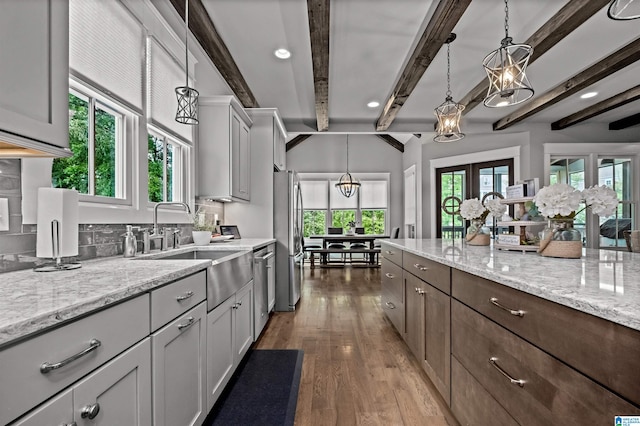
<box><xmin>151</xmin><ymin>271</ymin><xmax>206</xmax><ymax>332</ymax></box>
<box><xmin>451</xmin><ymin>356</ymin><xmax>517</xmax><ymax>426</ymax></box>
<box><xmin>452</xmin><ymin>269</ymin><xmax>640</xmax><ymax>404</ymax></box>
<box><xmin>380</xmin><ymin>243</ymin><xmax>402</xmax><ymax>267</ymax></box>
<box><xmin>403</xmin><ymin>251</ymin><xmax>450</xmax><ymax>294</ymax></box>
<box><xmin>381</xmin><ymin>287</ymin><xmax>404</xmax><ymax>333</ymax></box>
<box><xmin>381</xmin><ymin>258</ymin><xmax>403</xmax><ymax>305</ymax></box>
<box><xmin>0</xmin><ymin>295</ymin><xmax>150</xmax><ymax>426</ymax></box>
<box><xmin>451</xmin><ymin>299</ymin><xmax>637</xmax><ymax>425</ymax></box>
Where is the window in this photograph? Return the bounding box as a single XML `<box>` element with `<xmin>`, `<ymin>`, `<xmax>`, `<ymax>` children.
<box><xmin>598</xmin><ymin>158</ymin><xmax>634</xmax><ymax>249</ymax></box>
<box><xmin>360</xmin><ymin>180</ymin><xmax>387</xmax><ymax>234</ymax></box>
<box><xmin>301</xmin><ymin>180</ymin><xmax>328</xmax><ymax>237</ymax></box>
<box><xmin>148</xmin><ymin>131</ymin><xmax>183</xmax><ymax>202</ymax></box>
<box><xmin>53</xmin><ymin>88</ymin><xmax>127</xmax><ymax>199</ymax></box>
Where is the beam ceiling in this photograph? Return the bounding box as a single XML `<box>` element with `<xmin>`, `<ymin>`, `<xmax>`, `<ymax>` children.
<box><xmin>376</xmin><ymin>135</ymin><xmax>405</xmax><ymax>153</ymax></box>
<box><xmin>609</xmin><ymin>113</ymin><xmax>640</xmax><ymax>130</ymax></box>
<box><xmin>285</xmin><ymin>134</ymin><xmax>311</xmax><ymax>152</ymax></box>
<box><xmin>307</xmin><ymin>0</ymin><xmax>330</xmax><ymax>132</ymax></box>
<box><xmin>375</xmin><ymin>0</ymin><xmax>472</xmax><ymax>131</ymax></box>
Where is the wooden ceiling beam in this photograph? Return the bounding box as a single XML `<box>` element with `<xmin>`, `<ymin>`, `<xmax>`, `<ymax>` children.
<box><xmin>375</xmin><ymin>0</ymin><xmax>472</xmax><ymax>131</ymax></box>
<box><xmin>551</xmin><ymin>85</ymin><xmax>640</xmax><ymax>130</ymax></box>
<box><xmin>460</xmin><ymin>0</ymin><xmax>610</xmax><ymax>115</ymax></box>
<box><xmin>169</xmin><ymin>0</ymin><xmax>259</xmax><ymax>108</ymax></box>
<box><xmin>609</xmin><ymin>113</ymin><xmax>640</xmax><ymax>130</ymax></box>
<box><xmin>307</xmin><ymin>0</ymin><xmax>330</xmax><ymax>132</ymax></box>
<box><xmin>376</xmin><ymin>134</ymin><xmax>405</xmax><ymax>153</ymax></box>
<box><xmin>285</xmin><ymin>134</ymin><xmax>311</xmax><ymax>151</ymax></box>
<box><xmin>494</xmin><ymin>37</ymin><xmax>640</xmax><ymax>131</ymax></box>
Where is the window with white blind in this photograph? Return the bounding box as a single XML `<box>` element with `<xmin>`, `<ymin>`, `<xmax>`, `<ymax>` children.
<box><xmin>360</xmin><ymin>180</ymin><xmax>388</xmax><ymax>234</ymax></box>
<box><xmin>301</xmin><ymin>181</ymin><xmax>328</xmax><ymax>237</ymax></box>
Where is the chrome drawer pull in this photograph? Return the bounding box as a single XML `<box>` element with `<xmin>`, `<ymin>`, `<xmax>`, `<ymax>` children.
<box><xmin>177</xmin><ymin>317</ymin><xmax>195</xmax><ymax>331</ymax></box>
<box><xmin>176</xmin><ymin>291</ymin><xmax>194</xmax><ymax>301</ymax></box>
<box><xmin>490</xmin><ymin>297</ymin><xmax>525</xmax><ymax>317</ymax></box>
<box><xmin>385</xmin><ymin>273</ymin><xmax>395</xmax><ymax>279</ymax></box>
<box><xmin>413</xmin><ymin>263</ymin><xmax>428</xmax><ymax>271</ymax></box>
<box><xmin>80</xmin><ymin>402</ymin><xmax>100</xmax><ymax>419</ymax></box>
<box><xmin>63</xmin><ymin>423</ymin><xmax>78</xmax><ymax>426</ymax></box>
<box><xmin>489</xmin><ymin>357</ymin><xmax>525</xmax><ymax>387</ymax></box>
<box><xmin>385</xmin><ymin>301</ymin><xmax>396</xmax><ymax>309</ymax></box>
<box><xmin>40</xmin><ymin>338</ymin><xmax>101</xmax><ymax>374</ymax></box>
<box><xmin>385</xmin><ymin>250</ymin><xmax>394</xmax><ymax>254</ymax></box>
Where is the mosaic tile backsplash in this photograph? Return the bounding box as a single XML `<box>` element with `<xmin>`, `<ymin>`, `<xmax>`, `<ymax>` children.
<box><xmin>0</xmin><ymin>159</ymin><xmax>202</xmax><ymax>273</ymax></box>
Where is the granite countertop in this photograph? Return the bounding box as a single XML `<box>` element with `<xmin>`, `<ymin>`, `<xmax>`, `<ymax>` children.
<box><xmin>0</xmin><ymin>238</ymin><xmax>275</xmax><ymax>349</ymax></box>
<box><xmin>382</xmin><ymin>239</ymin><xmax>640</xmax><ymax>332</ymax></box>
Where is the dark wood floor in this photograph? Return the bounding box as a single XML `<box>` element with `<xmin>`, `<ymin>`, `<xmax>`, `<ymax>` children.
<box><xmin>255</xmin><ymin>266</ymin><xmax>459</xmax><ymax>426</ymax></box>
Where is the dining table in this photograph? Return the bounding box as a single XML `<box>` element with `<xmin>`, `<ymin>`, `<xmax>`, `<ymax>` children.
<box><xmin>309</xmin><ymin>234</ymin><xmax>390</xmax><ymax>266</ymax></box>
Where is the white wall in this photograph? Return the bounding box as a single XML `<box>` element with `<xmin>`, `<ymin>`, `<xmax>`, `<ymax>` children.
<box><xmin>286</xmin><ymin>134</ymin><xmax>404</xmax><ymax>236</ymax></box>
<box><xmin>403</xmin><ymin>136</ymin><xmax>423</xmax><ymax>238</ymax></box>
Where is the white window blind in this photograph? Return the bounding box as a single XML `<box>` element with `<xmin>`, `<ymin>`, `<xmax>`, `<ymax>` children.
<box><xmin>148</xmin><ymin>38</ymin><xmax>193</xmax><ymax>142</ymax></box>
<box><xmin>301</xmin><ymin>181</ymin><xmax>328</xmax><ymax>209</ymax></box>
<box><xmin>361</xmin><ymin>180</ymin><xmax>388</xmax><ymax>209</ymax></box>
<box><xmin>69</xmin><ymin>0</ymin><xmax>144</xmax><ymax>112</ymax></box>
<box><xmin>330</xmin><ymin>180</ymin><xmax>358</xmax><ymax>209</ymax></box>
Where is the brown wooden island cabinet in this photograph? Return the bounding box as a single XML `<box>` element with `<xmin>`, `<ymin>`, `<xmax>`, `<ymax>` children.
<box><xmin>380</xmin><ymin>243</ymin><xmax>640</xmax><ymax>425</ymax></box>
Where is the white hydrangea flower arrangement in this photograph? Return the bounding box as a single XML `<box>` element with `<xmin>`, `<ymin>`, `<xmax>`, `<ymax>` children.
<box><xmin>582</xmin><ymin>185</ymin><xmax>619</xmax><ymax>217</ymax></box>
<box><xmin>484</xmin><ymin>198</ymin><xmax>507</xmax><ymax>219</ymax></box>
<box><xmin>533</xmin><ymin>183</ymin><xmax>618</xmax><ymax>219</ymax></box>
<box><xmin>459</xmin><ymin>198</ymin><xmax>486</xmax><ymax>221</ymax></box>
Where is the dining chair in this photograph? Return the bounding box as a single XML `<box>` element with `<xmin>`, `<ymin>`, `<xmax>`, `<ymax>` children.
<box><xmin>349</xmin><ymin>227</ymin><xmax>367</xmax><ymax>262</ymax></box>
<box><xmin>302</xmin><ymin>236</ymin><xmax>322</xmax><ymax>264</ymax></box>
<box><xmin>327</xmin><ymin>227</ymin><xmax>346</xmax><ymax>263</ymax></box>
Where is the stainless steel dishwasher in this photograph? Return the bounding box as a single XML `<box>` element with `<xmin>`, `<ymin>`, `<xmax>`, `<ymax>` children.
<box><xmin>253</xmin><ymin>246</ymin><xmax>275</xmax><ymax>338</ymax></box>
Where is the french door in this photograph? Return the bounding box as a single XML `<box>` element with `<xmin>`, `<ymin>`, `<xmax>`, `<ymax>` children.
<box><xmin>436</xmin><ymin>159</ymin><xmax>513</xmax><ymax>239</ymax></box>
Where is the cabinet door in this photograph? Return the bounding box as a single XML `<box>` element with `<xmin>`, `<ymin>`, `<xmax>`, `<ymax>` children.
<box><xmin>423</xmin><ymin>284</ymin><xmax>451</xmax><ymax>405</ymax></box>
<box><xmin>267</xmin><ymin>250</ymin><xmax>276</xmax><ymax>312</ymax></box>
<box><xmin>11</xmin><ymin>389</ymin><xmax>73</xmax><ymax>426</ymax></box>
<box><xmin>404</xmin><ymin>273</ymin><xmax>424</xmax><ymax>360</ymax></box>
<box><xmin>231</xmin><ymin>111</ymin><xmax>251</xmax><ymax>201</ymax></box>
<box><xmin>152</xmin><ymin>303</ymin><xmax>207</xmax><ymax>426</ymax></box>
<box><xmin>273</xmin><ymin>118</ymin><xmax>286</xmax><ymax>171</ymax></box>
<box><xmin>207</xmin><ymin>296</ymin><xmax>235</xmax><ymax>411</ymax></box>
<box><xmin>73</xmin><ymin>339</ymin><xmax>151</xmax><ymax>426</ymax></box>
<box><xmin>234</xmin><ymin>281</ymin><xmax>254</xmax><ymax>364</ymax></box>
<box><xmin>0</xmin><ymin>0</ymin><xmax>68</xmax><ymax>148</ymax></box>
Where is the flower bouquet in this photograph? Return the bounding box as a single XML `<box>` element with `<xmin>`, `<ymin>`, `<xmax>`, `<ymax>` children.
<box><xmin>533</xmin><ymin>183</ymin><xmax>618</xmax><ymax>258</ymax></box>
<box><xmin>459</xmin><ymin>198</ymin><xmax>503</xmax><ymax>246</ymax></box>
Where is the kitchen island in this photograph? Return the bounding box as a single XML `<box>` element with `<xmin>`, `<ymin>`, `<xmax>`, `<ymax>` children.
<box><xmin>381</xmin><ymin>239</ymin><xmax>640</xmax><ymax>425</ymax></box>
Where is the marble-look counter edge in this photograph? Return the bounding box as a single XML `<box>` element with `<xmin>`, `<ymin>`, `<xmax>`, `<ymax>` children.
<box><xmin>381</xmin><ymin>239</ymin><xmax>640</xmax><ymax>332</ymax></box>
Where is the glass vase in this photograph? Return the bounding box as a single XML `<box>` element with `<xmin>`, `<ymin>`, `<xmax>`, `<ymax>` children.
<box><xmin>465</xmin><ymin>219</ymin><xmax>490</xmax><ymax>246</ymax></box>
<box><xmin>538</xmin><ymin>218</ymin><xmax>582</xmax><ymax>258</ymax></box>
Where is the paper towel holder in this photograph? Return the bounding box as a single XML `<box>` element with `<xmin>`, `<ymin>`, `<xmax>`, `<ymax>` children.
<box><xmin>34</xmin><ymin>219</ymin><xmax>82</xmax><ymax>272</ymax></box>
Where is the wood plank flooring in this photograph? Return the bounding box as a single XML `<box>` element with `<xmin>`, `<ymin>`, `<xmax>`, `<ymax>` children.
<box><xmin>255</xmin><ymin>266</ymin><xmax>459</xmax><ymax>426</ymax></box>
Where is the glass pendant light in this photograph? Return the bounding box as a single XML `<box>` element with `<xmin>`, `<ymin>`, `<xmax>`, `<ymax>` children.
<box><xmin>607</xmin><ymin>0</ymin><xmax>640</xmax><ymax>20</ymax></box>
<box><xmin>335</xmin><ymin>135</ymin><xmax>361</xmax><ymax>198</ymax></box>
<box><xmin>482</xmin><ymin>0</ymin><xmax>534</xmax><ymax>108</ymax></box>
<box><xmin>175</xmin><ymin>0</ymin><xmax>199</xmax><ymax>124</ymax></box>
<box><xmin>434</xmin><ymin>33</ymin><xmax>464</xmax><ymax>143</ymax></box>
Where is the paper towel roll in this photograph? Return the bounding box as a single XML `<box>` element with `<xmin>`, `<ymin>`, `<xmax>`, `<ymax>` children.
<box><xmin>36</xmin><ymin>188</ymin><xmax>79</xmax><ymax>258</ymax></box>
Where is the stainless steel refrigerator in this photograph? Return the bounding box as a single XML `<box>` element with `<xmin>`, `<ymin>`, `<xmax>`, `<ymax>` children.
<box><xmin>273</xmin><ymin>170</ymin><xmax>304</xmax><ymax>311</ymax></box>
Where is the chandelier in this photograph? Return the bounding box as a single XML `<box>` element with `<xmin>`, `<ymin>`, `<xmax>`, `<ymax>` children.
<box><xmin>434</xmin><ymin>33</ymin><xmax>464</xmax><ymax>143</ymax></box>
<box><xmin>482</xmin><ymin>0</ymin><xmax>534</xmax><ymax>108</ymax></box>
<box><xmin>335</xmin><ymin>135</ymin><xmax>361</xmax><ymax>198</ymax></box>
<box><xmin>607</xmin><ymin>0</ymin><xmax>640</xmax><ymax>20</ymax></box>
<box><xmin>175</xmin><ymin>0</ymin><xmax>199</xmax><ymax>124</ymax></box>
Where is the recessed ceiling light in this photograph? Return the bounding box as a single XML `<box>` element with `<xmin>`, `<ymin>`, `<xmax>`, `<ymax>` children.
<box><xmin>367</xmin><ymin>101</ymin><xmax>380</xmax><ymax>108</ymax></box>
<box><xmin>580</xmin><ymin>92</ymin><xmax>598</xmax><ymax>99</ymax></box>
<box><xmin>274</xmin><ymin>48</ymin><xmax>291</xmax><ymax>59</ymax></box>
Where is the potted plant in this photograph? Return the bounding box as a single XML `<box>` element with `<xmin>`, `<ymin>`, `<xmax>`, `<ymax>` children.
<box><xmin>191</xmin><ymin>207</ymin><xmax>216</xmax><ymax>245</ymax></box>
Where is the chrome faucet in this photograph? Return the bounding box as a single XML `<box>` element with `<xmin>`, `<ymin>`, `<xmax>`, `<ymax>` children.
<box><xmin>148</xmin><ymin>202</ymin><xmax>191</xmax><ymax>251</ymax></box>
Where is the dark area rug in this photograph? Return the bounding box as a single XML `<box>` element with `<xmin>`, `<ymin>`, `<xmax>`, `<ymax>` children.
<box><xmin>205</xmin><ymin>349</ymin><xmax>304</xmax><ymax>426</ymax></box>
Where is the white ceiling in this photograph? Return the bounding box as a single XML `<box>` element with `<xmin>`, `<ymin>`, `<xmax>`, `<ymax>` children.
<box><xmin>198</xmin><ymin>0</ymin><xmax>640</xmax><ymax>137</ymax></box>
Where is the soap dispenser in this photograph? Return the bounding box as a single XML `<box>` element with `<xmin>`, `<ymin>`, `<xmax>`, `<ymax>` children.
<box><xmin>123</xmin><ymin>225</ymin><xmax>137</xmax><ymax>258</ymax></box>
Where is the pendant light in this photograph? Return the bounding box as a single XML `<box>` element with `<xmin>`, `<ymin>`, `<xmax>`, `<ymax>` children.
<box><xmin>434</xmin><ymin>33</ymin><xmax>464</xmax><ymax>143</ymax></box>
<box><xmin>607</xmin><ymin>0</ymin><xmax>640</xmax><ymax>20</ymax></box>
<box><xmin>482</xmin><ymin>0</ymin><xmax>534</xmax><ymax>108</ymax></box>
<box><xmin>335</xmin><ymin>135</ymin><xmax>361</xmax><ymax>198</ymax></box>
<box><xmin>175</xmin><ymin>0</ymin><xmax>199</xmax><ymax>124</ymax></box>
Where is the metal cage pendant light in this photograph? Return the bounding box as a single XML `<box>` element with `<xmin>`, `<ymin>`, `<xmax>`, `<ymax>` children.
<box><xmin>175</xmin><ymin>0</ymin><xmax>199</xmax><ymax>124</ymax></box>
<box><xmin>482</xmin><ymin>0</ymin><xmax>534</xmax><ymax>108</ymax></box>
<box><xmin>434</xmin><ymin>33</ymin><xmax>464</xmax><ymax>143</ymax></box>
<box><xmin>607</xmin><ymin>0</ymin><xmax>640</xmax><ymax>20</ymax></box>
<box><xmin>335</xmin><ymin>135</ymin><xmax>361</xmax><ymax>198</ymax></box>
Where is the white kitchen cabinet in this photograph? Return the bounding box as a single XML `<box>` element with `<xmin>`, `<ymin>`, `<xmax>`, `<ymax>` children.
<box><xmin>206</xmin><ymin>280</ymin><xmax>254</xmax><ymax>411</ymax></box>
<box><xmin>11</xmin><ymin>389</ymin><xmax>74</xmax><ymax>426</ymax></box>
<box><xmin>0</xmin><ymin>0</ymin><xmax>70</xmax><ymax>155</ymax></box>
<box><xmin>267</xmin><ymin>245</ymin><xmax>276</xmax><ymax>312</ymax></box>
<box><xmin>151</xmin><ymin>302</ymin><xmax>207</xmax><ymax>426</ymax></box>
<box><xmin>198</xmin><ymin>96</ymin><xmax>252</xmax><ymax>202</ymax></box>
<box><xmin>272</xmin><ymin>114</ymin><xmax>287</xmax><ymax>171</ymax></box>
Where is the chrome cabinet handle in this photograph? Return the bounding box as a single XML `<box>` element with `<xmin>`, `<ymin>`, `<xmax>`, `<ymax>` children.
<box><xmin>40</xmin><ymin>339</ymin><xmax>101</xmax><ymax>374</ymax></box>
<box><xmin>414</xmin><ymin>287</ymin><xmax>420</xmax><ymax>293</ymax></box>
<box><xmin>177</xmin><ymin>317</ymin><xmax>195</xmax><ymax>331</ymax></box>
<box><xmin>63</xmin><ymin>422</ymin><xmax>77</xmax><ymax>426</ymax></box>
<box><xmin>385</xmin><ymin>273</ymin><xmax>395</xmax><ymax>279</ymax></box>
<box><xmin>489</xmin><ymin>357</ymin><xmax>525</xmax><ymax>387</ymax></box>
<box><xmin>385</xmin><ymin>301</ymin><xmax>396</xmax><ymax>309</ymax></box>
<box><xmin>417</xmin><ymin>289</ymin><xmax>425</xmax><ymax>295</ymax></box>
<box><xmin>80</xmin><ymin>402</ymin><xmax>100</xmax><ymax>419</ymax></box>
<box><xmin>176</xmin><ymin>291</ymin><xmax>194</xmax><ymax>301</ymax></box>
<box><xmin>413</xmin><ymin>263</ymin><xmax>428</xmax><ymax>271</ymax></box>
<box><xmin>490</xmin><ymin>297</ymin><xmax>525</xmax><ymax>317</ymax></box>
<box><xmin>385</xmin><ymin>250</ymin><xmax>394</xmax><ymax>254</ymax></box>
